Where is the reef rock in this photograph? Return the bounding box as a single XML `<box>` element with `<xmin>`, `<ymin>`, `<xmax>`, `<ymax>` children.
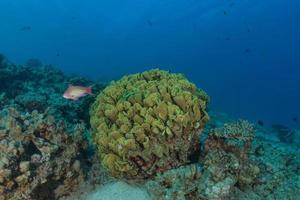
<box><xmin>0</xmin><ymin>107</ymin><xmax>91</xmax><ymax>200</ymax></box>
<box><xmin>0</xmin><ymin>55</ymin><xmax>104</xmax><ymax>125</ymax></box>
<box><xmin>145</xmin><ymin>120</ymin><xmax>259</xmax><ymax>200</ymax></box>
<box><xmin>144</xmin><ymin>111</ymin><xmax>300</xmax><ymax>200</ymax></box>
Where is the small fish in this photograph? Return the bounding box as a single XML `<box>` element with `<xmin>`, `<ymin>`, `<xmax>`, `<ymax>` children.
<box><xmin>63</xmin><ymin>85</ymin><xmax>92</xmax><ymax>100</ymax></box>
<box><xmin>257</xmin><ymin>120</ymin><xmax>264</xmax><ymax>126</ymax></box>
<box><xmin>20</xmin><ymin>26</ymin><xmax>32</xmax><ymax>31</ymax></box>
<box><xmin>292</xmin><ymin>116</ymin><xmax>298</xmax><ymax>122</ymax></box>
<box><xmin>146</xmin><ymin>19</ymin><xmax>153</xmax><ymax>26</ymax></box>
<box><xmin>223</xmin><ymin>11</ymin><xmax>228</xmax><ymax>16</ymax></box>
<box><xmin>244</xmin><ymin>48</ymin><xmax>251</xmax><ymax>53</ymax></box>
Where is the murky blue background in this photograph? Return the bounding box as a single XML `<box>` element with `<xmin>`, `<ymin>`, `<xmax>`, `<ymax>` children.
<box><xmin>0</xmin><ymin>0</ymin><xmax>299</xmax><ymax>127</ymax></box>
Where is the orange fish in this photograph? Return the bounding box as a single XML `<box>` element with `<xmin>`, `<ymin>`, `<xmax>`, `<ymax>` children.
<box><xmin>63</xmin><ymin>85</ymin><xmax>92</xmax><ymax>100</ymax></box>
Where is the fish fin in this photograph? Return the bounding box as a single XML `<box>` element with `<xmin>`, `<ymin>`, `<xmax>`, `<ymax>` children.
<box><xmin>73</xmin><ymin>96</ymin><xmax>80</xmax><ymax>101</ymax></box>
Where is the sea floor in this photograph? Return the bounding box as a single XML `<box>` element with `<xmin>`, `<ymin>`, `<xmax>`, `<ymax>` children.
<box><xmin>0</xmin><ymin>56</ymin><xmax>299</xmax><ymax>200</ymax></box>
<box><xmin>64</xmin><ymin>111</ymin><xmax>300</xmax><ymax>200</ymax></box>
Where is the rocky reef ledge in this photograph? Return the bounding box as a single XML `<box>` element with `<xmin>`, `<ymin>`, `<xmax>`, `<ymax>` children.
<box><xmin>0</xmin><ymin>55</ymin><xmax>107</xmax><ymax>200</ymax></box>
<box><xmin>1</xmin><ymin>55</ymin><xmax>299</xmax><ymax>200</ymax></box>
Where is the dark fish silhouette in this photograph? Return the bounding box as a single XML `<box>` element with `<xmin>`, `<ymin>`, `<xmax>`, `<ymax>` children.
<box><xmin>56</xmin><ymin>53</ymin><xmax>60</xmax><ymax>57</ymax></box>
<box><xmin>244</xmin><ymin>48</ymin><xmax>251</xmax><ymax>53</ymax></box>
<box><xmin>225</xmin><ymin>36</ymin><xmax>231</xmax><ymax>41</ymax></box>
<box><xmin>292</xmin><ymin>116</ymin><xmax>298</xmax><ymax>122</ymax></box>
<box><xmin>223</xmin><ymin>11</ymin><xmax>228</xmax><ymax>16</ymax></box>
<box><xmin>257</xmin><ymin>120</ymin><xmax>264</xmax><ymax>126</ymax></box>
<box><xmin>146</xmin><ymin>19</ymin><xmax>153</xmax><ymax>26</ymax></box>
<box><xmin>20</xmin><ymin>26</ymin><xmax>32</xmax><ymax>31</ymax></box>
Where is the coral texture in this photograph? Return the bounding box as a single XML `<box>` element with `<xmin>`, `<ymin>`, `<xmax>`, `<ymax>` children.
<box><xmin>0</xmin><ymin>55</ymin><xmax>104</xmax><ymax>125</ymax></box>
<box><xmin>0</xmin><ymin>56</ymin><xmax>106</xmax><ymax>199</ymax></box>
<box><xmin>0</xmin><ymin>107</ymin><xmax>90</xmax><ymax>200</ymax></box>
<box><xmin>145</xmin><ymin>163</ymin><xmax>202</xmax><ymax>200</ymax></box>
<box><xmin>145</xmin><ymin>112</ymin><xmax>300</xmax><ymax>200</ymax></box>
<box><xmin>90</xmin><ymin>69</ymin><xmax>209</xmax><ymax>179</ymax></box>
<box><xmin>204</xmin><ymin>120</ymin><xmax>255</xmax><ymax>161</ymax></box>
<box><xmin>145</xmin><ymin>120</ymin><xmax>260</xmax><ymax>200</ymax></box>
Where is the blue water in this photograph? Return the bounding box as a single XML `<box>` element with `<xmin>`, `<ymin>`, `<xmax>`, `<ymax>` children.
<box><xmin>0</xmin><ymin>0</ymin><xmax>299</xmax><ymax>128</ymax></box>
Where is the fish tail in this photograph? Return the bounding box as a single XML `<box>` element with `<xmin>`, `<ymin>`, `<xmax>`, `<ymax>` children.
<box><xmin>86</xmin><ymin>86</ymin><xmax>92</xmax><ymax>94</ymax></box>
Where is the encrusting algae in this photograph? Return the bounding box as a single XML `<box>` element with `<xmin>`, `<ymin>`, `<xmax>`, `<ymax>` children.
<box><xmin>90</xmin><ymin>69</ymin><xmax>210</xmax><ymax>180</ymax></box>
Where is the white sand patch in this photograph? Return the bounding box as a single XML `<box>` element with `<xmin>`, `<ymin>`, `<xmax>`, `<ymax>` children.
<box><xmin>87</xmin><ymin>181</ymin><xmax>152</xmax><ymax>200</ymax></box>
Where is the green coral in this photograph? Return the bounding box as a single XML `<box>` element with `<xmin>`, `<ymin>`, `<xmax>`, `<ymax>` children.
<box><xmin>90</xmin><ymin>69</ymin><xmax>209</xmax><ymax>179</ymax></box>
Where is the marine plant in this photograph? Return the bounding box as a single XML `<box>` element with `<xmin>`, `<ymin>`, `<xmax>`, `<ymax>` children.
<box><xmin>90</xmin><ymin>69</ymin><xmax>209</xmax><ymax>179</ymax></box>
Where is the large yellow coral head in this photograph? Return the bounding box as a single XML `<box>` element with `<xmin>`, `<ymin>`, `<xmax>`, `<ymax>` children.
<box><xmin>90</xmin><ymin>69</ymin><xmax>209</xmax><ymax>179</ymax></box>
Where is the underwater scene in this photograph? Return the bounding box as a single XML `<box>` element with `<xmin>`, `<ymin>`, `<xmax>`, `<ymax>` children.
<box><xmin>0</xmin><ymin>0</ymin><xmax>300</xmax><ymax>200</ymax></box>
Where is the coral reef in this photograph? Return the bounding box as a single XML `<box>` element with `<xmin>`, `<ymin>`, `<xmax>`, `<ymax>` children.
<box><xmin>204</xmin><ymin>120</ymin><xmax>255</xmax><ymax>165</ymax></box>
<box><xmin>145</xmin><ymin>164</ymin><xmax>202</xmax><ymax>200</ymax></box>
<box><xmin>90</xmin><ymin>69</ymin><xmax>209</xmax><ymax>179</ymax></box>
<box><xmin>1</xmin><ymin>55</ymin><xmax>299</xmax><ymax>200</ymax></box>
<box><xmin>144</xmin><ymin>112</ymin><xmax>300</xmax><ymax>200</ymax></box>
<box><xmin>248</xmin><ymin>129</ymin><xmax>300</xmax><ymax>199</ymax></box>
<box><xmin>59</xmin><ymin>160</ymin><xmax>113</xmax><ymax>200</ymax></box>
<box><xmin>199</xmin><ymin>121</ymin><xmax>259</xmax><ymax>199</ymax></box>
<box><xmin>0</xmin><ymin>107</ymin><xmax>89</xmax><ymax>200</ymax></box>
<box><xmin>0</xmin><ymin>55</ymin><xmax>104</xmax><ymax>125</ymax></box>
<box><xmin>0</xmin><ymin>56</ymin><xmax>106</xmax><ymax>199</ymax></box>
<box><xmin>145</xmin><ymin>120</ymin><xmax>259</xmax><ymax>200</ymax></box>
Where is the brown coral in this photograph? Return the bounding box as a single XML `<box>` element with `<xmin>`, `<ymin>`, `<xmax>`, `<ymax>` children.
<box><xmin>0</xmin><ymin>107</ymin><xmax>90</xmax><ymax>200</ymax></box>
<box><xmin>205</xmin><ymin>120</ymin><xmax>255</xmax><ymax>160</ymax></box>
<box><xmin>202</xmin><ymin>120</ymin><xmax>259</xmax><ymax>191</ymax></box>
<box><xmin>90</xmin><ymin>69</ymin><xmax>209</xmax><ymax>179</ymax></box>
<box><xmin>143</xmin><ymin>120</ymin><xmax>260</xmax><ymax>200</ymax></box>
